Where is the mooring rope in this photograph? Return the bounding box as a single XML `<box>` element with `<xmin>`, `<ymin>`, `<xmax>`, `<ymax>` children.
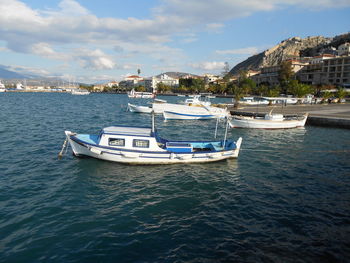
<box><xmin>58</xmin><ymin>138</ymin><xmax>68</xmax><ymax>159</ymax></box>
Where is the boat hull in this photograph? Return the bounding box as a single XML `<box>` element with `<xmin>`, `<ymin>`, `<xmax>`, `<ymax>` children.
<box><xmin>65</xmin><ymin>132</ymin><xmax>242</xmax><ymax>165</ymax></box>
<box><xmin>229</xmin><ymin>114</ymin><xmax>308</xmax><ymax>129</ymax></box>
<box><xmin>128</xmin><ymin>103</ymin><xmax>153</xmax><ymax>113</ymax></box>
<box><xmin>163</xmin><ymin>111</ymin><xmax>217</xmax><ymax>120</ymax></box>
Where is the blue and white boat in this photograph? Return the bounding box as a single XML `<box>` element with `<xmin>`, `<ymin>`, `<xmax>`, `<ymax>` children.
<box><xmin>163</xmin><ymin>110</ymin><xmax>218</xmax><ymax>120</ymax></box>
<box><xmin>63</xmin><ymin>116</ymin><xmax>242</xmax><ymax>164</ymax></box>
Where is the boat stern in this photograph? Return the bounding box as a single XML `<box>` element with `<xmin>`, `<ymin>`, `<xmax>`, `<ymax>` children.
<box><xmin>232</xmin><ymin>137</ymin><xmax>243</xmax><ymax>158</ymax></box>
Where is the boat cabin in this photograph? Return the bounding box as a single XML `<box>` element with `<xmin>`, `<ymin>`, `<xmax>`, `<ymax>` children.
<box><xmin>98</xmin><ymin>126</ymin><xmax>165</xmax><ymax>151</ymax></box>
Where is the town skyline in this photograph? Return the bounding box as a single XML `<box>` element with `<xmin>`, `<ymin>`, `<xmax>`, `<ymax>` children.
<box><xmin>0</xmin><ymin>0</ymin><xmax>350</xmax><ymax>83</ymax></box>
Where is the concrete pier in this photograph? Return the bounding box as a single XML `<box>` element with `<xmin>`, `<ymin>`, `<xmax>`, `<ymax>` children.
<box><xmin>229</xmin><ymin>103</ymin><xmax>350</xmax><ymax>129</ymax></box>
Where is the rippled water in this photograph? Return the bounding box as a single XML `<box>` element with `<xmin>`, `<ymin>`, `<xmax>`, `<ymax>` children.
<box><xmin>0</xmin><ymin>92</ymin><xmax>349</xmax><ymax>262</ymax></box>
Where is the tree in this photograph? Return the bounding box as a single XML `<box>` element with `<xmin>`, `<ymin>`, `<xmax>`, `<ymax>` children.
<box><xmin>267</xmin><ymin>85</ymin><xmax>281</xmax><ymax>97</ymax></box>
<box><xmin>179</xmin><ymin>78</ymin><xmax>205</xmax><ymax>93</ymax></box>
<box><xmin>287</xmin><ymin>80</ymin><xmax>312</xmax><ymax>98</ymax></box>
<box><xmin>336</xmin><ymin>87</ymin><xmax>348</xmax><ymax>103</ymax></box>
<box><xmin>156</xmin><ymin>82</ymin><xmax>171</xmax><ymax>93</ymax></box>
<box><xmin>321</xmin><ymin>91</ymin><xmax>333</xmax><ymax>103</ymax></box>
<box><xmin>278</xmin><ymin>60</ymin><xmax>294</xmax><ymax>93</ymax></box>
<box><xmin>222</xmin><ymin>62</ymin><xmax>231</xmax><ymax>80</ymax></box>
<box><xmin>135</xmin><ymin>85</ymin><xmax>146</xmax><ymax>92</ymax></box>
<box><xmin>137</xmin><ymin>69</ymin><xmax>141</xmax><ymax>75</ymax></box>
<box><xmin>228</xmin><ymin>83</ymin><xmax>245</xmax><ymax>108</ymax></box>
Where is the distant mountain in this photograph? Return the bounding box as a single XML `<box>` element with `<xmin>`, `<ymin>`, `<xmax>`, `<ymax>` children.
<box><xmin>0</xmin><ymin>66</ymin><xmax>30</xmax><ymax>79</ymax></box>
<box><xmin>0</xmin><ymin>65</ymin><xmax>67</xmax><ymax>86</ymax></box>
<box><xmin>229</xmin><ymin>33</ymin><xmax>350</xmax><ymax>75</ymax></box>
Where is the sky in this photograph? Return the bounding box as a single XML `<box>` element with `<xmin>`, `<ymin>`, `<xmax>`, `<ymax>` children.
<box><xmin>0</xmin><ymin>0</ymin><xmax>349</xmax><ymax>83</ymax></box>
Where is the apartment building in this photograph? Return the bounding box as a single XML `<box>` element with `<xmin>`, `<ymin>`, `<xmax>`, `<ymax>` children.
<box><xmin>144</xmin><ymin>73</ymin><xmax>179</xmax><ymax>93</ymax></box>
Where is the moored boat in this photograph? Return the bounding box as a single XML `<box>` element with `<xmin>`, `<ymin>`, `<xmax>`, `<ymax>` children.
<box><xmin>71</xmin><ymin>89</ymin><xmax>90</xmax><ymax>95</ymax></box>
<box><xmin>0</xmin><ymin>80</ymin><xmax>6</xmax><ymax>92</ymax></box>
<box><xmin>127</xmin><ymin>103</ymin><xmax>153</xmax><ymax>113</ymax></box>
<box><xmin>229</xmin><ymin>112</ymin><xmax>308</xmax><ymax>129</ymax></box>
<box><xmin>163</xmin><ymin>110</ymin><xmax>217</xmax><ymax>120</ymax></box>
<box><xmin>63</xmin><ymin>118</ymin><xmax>242</xmax><ymax>164</ymax></box>
<box><xmin>128</xmin><ymin>89</ymin><xmax>155</xmax><ymax>98</ymax></box>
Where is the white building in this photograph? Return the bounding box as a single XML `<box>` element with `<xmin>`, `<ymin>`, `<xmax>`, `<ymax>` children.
<box><xmin>106</xmin><ymin>81</ymin><xmax>119</xmax><ymax>88</ymax></box>
<box><xmin>338</xmin><ymin>43</ymin><xmax>350</xmax><ymax>56</ymax></box>
<box><xmin>119</xmin><ymin>75</ymin><xmax>144</xmax><ymax>90</ymax></box>
<box><xmin>203</xmin><ymin>74</ymin><xmax>220</xmax><ymax>84</ymax></box>
<box><xmin>145</xmin><ymin>74</ymin><xmax>179</xmax><ymax>93</ymax></box>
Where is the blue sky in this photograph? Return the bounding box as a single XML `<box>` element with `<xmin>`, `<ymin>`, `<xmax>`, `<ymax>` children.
<box><xmin>0</xmin><ymin>0</ymin><xmax>349</xmax><ymax>83</ymax></box>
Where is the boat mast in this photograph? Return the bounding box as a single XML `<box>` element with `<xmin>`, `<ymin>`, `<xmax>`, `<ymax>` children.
<box><xmin>151</xmin><ymin>110</ymin><xmax>155</xmax><ymax>134</ymax></box>
<box><xmin>214</xmin><ymin>117</ymin><xmax>219</xmax><ymax>139</ymax></box>
<box><xmin>223</xmin><ymin>117</ymin><xmax>229</xmax><ymax>149</ymax></box>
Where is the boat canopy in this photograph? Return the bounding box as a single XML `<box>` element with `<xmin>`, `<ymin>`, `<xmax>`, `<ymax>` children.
<box><xmin>102</xmin><ymin>126</ymin><xmax>153</xmax><ymax>137</ymax></box>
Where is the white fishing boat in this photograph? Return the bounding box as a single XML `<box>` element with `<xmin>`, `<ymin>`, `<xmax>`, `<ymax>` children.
<box><xmin>229</xmin><ymin>112</ymin><xmax>308</xmax><ymax>129</ymax></box>
<box><xmin>71</xmin><ymin>89</ymin><xmax>90</xmax><ymax>95</ymax></box>
<box><xmin>184</xmin><ymin>95</ymin><xmax>211</xmax><ymax>107</ymax></box>
<box><xmin>128</xmin><ymin>103</ymin><xmax>153</xmax><ymax>113</ymax></box>
<box><xmin>0</xmin><ymin>80</ymin><xmax>6</xmax><ymax>92</ymax></box>
<box><xmin>62</xmin><ymin>116</ymin><xmax>242</xmax><ymax>164</ymax></box>
<box><xmin>128</xmin><ymin>89</ymin><xmax>155</xmax><ymax>98</ymax></box>
<box><xmin>238</xmin><ymin>97</ymin><xmax>270</xmax><ymax>105</ymax></box>
<box><xmin>163</xmin><ymin>111</ymin><xmax>218</xmax><ymax>120</ymax></box>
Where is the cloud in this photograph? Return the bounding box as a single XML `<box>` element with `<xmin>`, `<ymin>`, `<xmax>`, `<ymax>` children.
<box><xmin>75</xmin><ymin>49</ymin><xmax>115</xmax><ymax>70</ymax></box>
<box><xmin>0</xmin><ymin>0</ymin><xmax>349</xmax><ymax>80</ymax></box>
<box><xmin>216</xmin><ymin>47</ymin><xmax>259</xmax><ymax>55</ymax></box>
<box><xmin>206</xmin><ymin>23</ymin><xmax>224</xmax><ymax>33</ymax></box>
<box><xmin>189</xmin><ymin>61</ymin><xmax>226</xmax><ymax>71</ymax></box>
<box><xmin>30</xmin><ymin>42</ymin><xmax>68</xmax><ymax>60</ymax></box>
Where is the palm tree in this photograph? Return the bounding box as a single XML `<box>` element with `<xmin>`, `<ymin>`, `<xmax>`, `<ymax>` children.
<box><xmin>336</xmin><ymin>88</ymin><xmax>348</xmax><ymax>103</ymax></box>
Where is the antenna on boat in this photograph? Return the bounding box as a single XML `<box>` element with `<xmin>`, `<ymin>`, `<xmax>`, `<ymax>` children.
<box><xmin>151</xmin><ymin>110</ymin><xmax>155</xmax><ymax>134</ymax></box>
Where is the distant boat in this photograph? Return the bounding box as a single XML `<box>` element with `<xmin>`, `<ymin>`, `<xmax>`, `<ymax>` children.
<box><xmin>71</xmin><ymin>89</ymin><xmax>90</xmax><ymax>95</ymax></box>
<box><xmin>63</xmin><ymin>116</ymin><xmax>243</xmax><ymax>164</ymax></box>
<box><xmin>128</xmin><ymin>89</ymin><xmax>155</xmax><ymax>98</ymax></box>
<box><xmin>229</xmin><ymin>112</ymin><xmax>308</xmax><ymax>129</ymax></box>
<box><xmin>238</xmin><ymin>97</ymin><xmax>270</xmax><ymax>105</ymax></box>
<box><xmin>0</xmin><ymin>80</ymin><xmax>6</xmax><ymax>92</ymax></box>
<box><xmin>16</xmin><ymin>83</ymin><xmax>24</xmax><ymax>90</ymax></box>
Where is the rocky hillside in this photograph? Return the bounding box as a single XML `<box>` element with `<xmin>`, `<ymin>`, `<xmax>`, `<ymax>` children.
<box><xmin>229</xmin><ymin>33</ymin><xmax>350</xmax><ymax>75</ymax></box>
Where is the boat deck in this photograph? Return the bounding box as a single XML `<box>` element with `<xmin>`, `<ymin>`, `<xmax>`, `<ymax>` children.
<box><xmin>75</xmin><ymin>134</ymin><xmax>99</xmax><ymax>145</ymax></box>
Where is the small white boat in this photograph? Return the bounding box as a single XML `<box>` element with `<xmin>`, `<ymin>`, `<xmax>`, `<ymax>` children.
<box><xmin>128</xmin><ymin>103</ymin><xmax>153</xmax><ymax>113</ymax></box>
<box><xmin>229</xmin><ymin>112</ymin><xmax>308</xmax><ymax>129</ymax></box>
<box><xmin>128</xmin><ymin>89</ymin><xmax>155</xmax><ymax>98</ymax></box>
<box><xmin>0</xmin><ymin>80</ymin><xmax>6</xmax><ymax>92</ymax></box>
<box><xmin>238</xmin><ymin>97</ymin><xmax>270</xmax><ymax>105</ymax></box>
<box><xmin>71</xmin><ymin>89</ymin><xmax>90</xmax><ymax>95</ymax></box>
<box><xmin>63</xmin><ymin>117</ymin><xmax>242</xmax><ymax>164</ymax></box>
<box><xmin>163</xmin><ymin>111</ymin><xmax>217</xmax><ymax>120</ymax></box>
<box><xmin>184</xmin><ymin>95</ymin><xmax>211</xmax><ymax>107</ymax></box>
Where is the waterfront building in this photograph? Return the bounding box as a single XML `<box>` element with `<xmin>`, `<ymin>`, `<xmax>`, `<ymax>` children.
<box><xmin>144</xmin><ymin>73</ymin><xmax>179</xmax><ymax>93</ymax></box>
<box><xmin>321</xmin><ymin>56</ymin><xmax>350</xmax><ymax>86</ymax></box>
<box><xmin>119</xmin><ymin>75</ymin><xmax>144</xmax><ymax>90</ymax></box>
<box><xmin>337</xmin><ymin>43</ymin><xmax>350</xmax><ymax>56</ymax></box>
<box><xmin>298</xmin><ymin>54</ymin><xmax>335</xmax><ymax>85</ymax></box>
<box><xmin>251</xmin><ymin>60</ymin><xmax>308</xmax><ymax>86</ymax></box>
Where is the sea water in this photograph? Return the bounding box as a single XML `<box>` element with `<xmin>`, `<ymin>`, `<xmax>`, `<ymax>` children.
<box><xmin>0</xmin><ymin>92</ymin><xmax>349</xmax><ymax>262</ymax></box>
